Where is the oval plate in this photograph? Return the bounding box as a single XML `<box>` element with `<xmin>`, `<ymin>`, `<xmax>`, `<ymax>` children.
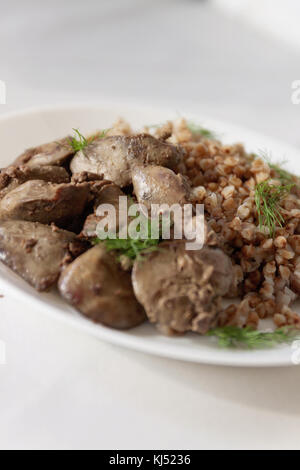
<box><xmin>0</xmin><ymin>102</ymin><xmax>299</xmax><ymax>367</ymax></box>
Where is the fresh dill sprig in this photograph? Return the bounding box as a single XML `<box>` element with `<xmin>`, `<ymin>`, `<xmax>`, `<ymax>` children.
<box><xmin>69</xmin><ymin>129</ymin><xmax>88</xmax><ymax>152</ymax></box>
<box><xmin>94</xmin><ymin>215</ymin><xmax>162</xmax><ymax>261</ymax></box>
<box><xmin>69</xmin><ymin>128</ymin><xmax>107</xmax><ymax>152</ymax></box>
<box><xmin>187</xmin><ymin>122</ymin><xmax>218</xmax><ymax>140</ymax></box>
<box><xmin>207</xmin><ymin>326</ymin><xmax>300</xmax><ymax>349</ymax></box>
<box><xmin>99</xmin><ymin>236</ymin><xmax>160</xmax><ymax>261</ymax></box>
<box><xmin>147</xmin><ymin>121</ymin><xmax>218</xmax><ymax>140</ymax></box>
<box><xmin>254</xmin><ymin>180</ymin><xmax>294</xmax><ymax>237</ymax></box>
<box><xmin>268</xmin><ymin>162</ymin><xmax>294</xmax><ymax>184</ymax></box>
<box><xmin>258</xmin><ymin>149</ymin><xmax>294</xmax><ymax>184</ymax></box>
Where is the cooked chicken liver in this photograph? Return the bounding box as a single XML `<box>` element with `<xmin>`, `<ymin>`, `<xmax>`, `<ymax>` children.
<box><xmin>0</xmin><ymin>180</ymin><xmax>90</xmax><ymax>226</ymax></box>
<box><xmin>132</xmin><ymin>242</ymin><xmax>233</xmax><ymax>335</ymax></box>
<box><xmin>132</xmin><ymin>165</ymin><xmax>190</xmax><ymax>210</ymax></box>
<box><xmin>71</xmin><ymin>171</ymin><xmax>105</xmax><ymax>183</ymax></box>
<box><xmin>0</xmin><ymin>165</ymin><xmax>69</xmax><ymax>199</ymax></box>
<box><xmin>0</xmin><ymin>220</ymin><xmax>86</xmax><ymax>291</ymax></box>
<box><xmin>70</xmin><ymin>134</ymin><xmax>183</xmax><ymax>187</ymax></box>
<box><xmin>59</xmin><ymin>244</ymin><xmax>146</xmax><ymax>329</ymax></box>
<box><xmin>13</xmin><ymin>137</ymin><xmax>73</xmax><ymax>167</ymax></box>
<box><xmin>81</xmin><ymin>183</ymin><xmax>131</xmax><ymax>238</ymax></box>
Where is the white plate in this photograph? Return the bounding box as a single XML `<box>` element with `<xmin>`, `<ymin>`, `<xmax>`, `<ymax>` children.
<box><xmin>0</xmin><ymin>102</ymin><xmax>300</xmax><ymax>367</ymax></box>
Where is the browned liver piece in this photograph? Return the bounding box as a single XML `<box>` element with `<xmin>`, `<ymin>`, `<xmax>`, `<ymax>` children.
<box><xmin>13</xmin><ymin>136</ymin><xmax>73</xmax><ymax>167</ymax></box>
<box><xmin>59</xmin><ymin>244</ymin><xmax>146</xmax><ymax>329</ymax></box>
<box><xmin>0</xmin><ymin>180</ymin><xmax>90</xmax><ymax>227</ymax></box>
<box><xmin>70</xmin><ymin>134</ymin><xmax>183</xmax><ymax>187</ymax></box>
<box><xmin>132</xmin><ymin>242</ymin><xmax>233</xmax><ymax>335</ymax></box>
<box><xmin>0</xmin><ymin>220</ymin><xmax>87</xmax><ymax>291</ymax></box>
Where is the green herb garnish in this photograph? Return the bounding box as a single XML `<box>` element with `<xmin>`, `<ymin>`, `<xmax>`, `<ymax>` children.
<box><xmin>254</xmin><ymin>180</ymin><xmax>294</xmax><ymax>237</ymax></box>
<box><xmin>187</xmin><ymin>122</ymin><xmax>217</xmax><ymax>140</ymax></box>
<box><xmin>99</xmin><ymin>236</ymin><xmax>160</xmax><ymax>261</ymax></box>
<box><xmin>94</xmin><ymin>215</ymin><xmax>163</xmax><ymax>261</ymax></box>
<box><xmin>69</xmin><ymin>128</ymin><xmax>107</xmax><ymax>153</ymax></box>
<box><xmin>208</xmin><ymin>326</ymin><xmax>300</xmax><ymax>348</ymax></box>
<box><xmin>268</xmin><ymin>162</ymin><xmax>293</xmax><ymax>184</ymax></box>
<box><xmin>258</xmin><ymin>149</ymin><xmax>294</xmax><ymax>184</ymax></box>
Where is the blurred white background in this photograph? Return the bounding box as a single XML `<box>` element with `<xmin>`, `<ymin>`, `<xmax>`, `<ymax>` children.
<box><xmin>0</xmin><ymin>0</ymin><xmax>300</xmax><ymax>145</ymax></box>
<box><xmin>1</xmin><ymin>0</ymin><xmax>300</xmax><ymax>450</ymax></box>
<box><xmin>214</xmin><ymin>0</ymin><xmax>300</xmax><ymax>48</ymax></box>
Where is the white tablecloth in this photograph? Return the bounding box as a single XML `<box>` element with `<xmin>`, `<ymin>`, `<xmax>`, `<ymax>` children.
<box><xmin>1</xmin><ymin>0</ymin><xmax>300</xmax><ymax>450</ymax></box>
<box><xmin>214</xmin><ymin>0</ymin><xmax>300</xmax><ymax>49</ymax></box>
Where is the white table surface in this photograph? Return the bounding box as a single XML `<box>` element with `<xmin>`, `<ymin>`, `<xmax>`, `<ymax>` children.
<box><xmin>1</xmin><ymin>0</ymin><xmax>300</xmax><ymax>450</ymax></box>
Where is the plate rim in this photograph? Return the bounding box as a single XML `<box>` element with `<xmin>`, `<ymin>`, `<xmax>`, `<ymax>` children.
<box><xmin>0</xmin><ymin>101</ymin><xmax>299</xmax><ymax>368</ymax></box>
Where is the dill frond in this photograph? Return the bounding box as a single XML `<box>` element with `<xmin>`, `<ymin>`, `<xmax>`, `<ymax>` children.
<box><xmin>147</xmin><ymin>121</ymin><xmax>217</xmax><ymax>140</ymax></box>
<box><xmin>268</xmin><ymin>163</ymin><xmax>294</xmax><ymax>184</ymax></box>
<box><xmin>259</xmin><ymin>149</ymin><xmax>294</xmax><ymax>184</ymax></box>
<box><xmin>94</xmin><ymin>215</ymin><xmax>162</xmax><ymax>261</ymax></box>
<box><xmin>187</xmin><ymin>122</ymin><xmax>218</xmax><ymax>140</ymax></box>
<box><xmin>254</xmin><ymin>180</ymin><xmax>294</xmax><ymax>237</ymax></box>
<box><xmin>208</xmin><ymin>326</ymin><xmax>300</xmax><ymax>349</ymax></box>
<box><xmin>101</xmin><ymin>236</ymin><xmax>160</xmax><ymax>261</ymax></box>
<box><xmin>69</xmin><ymin>128</ymin><xmax>107</xmax><ymax>153</ymax></box>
